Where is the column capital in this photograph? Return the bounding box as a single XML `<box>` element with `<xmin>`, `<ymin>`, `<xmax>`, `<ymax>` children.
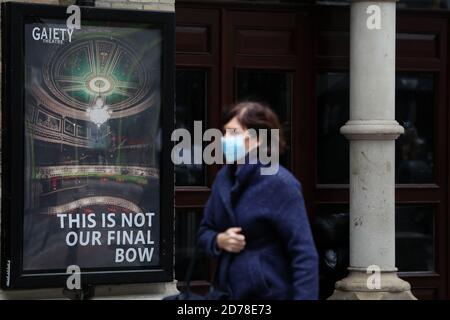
<box><xmin>340</xmin><ymin>120</ymin><xmax>404</xmax><ymax>140</ymax></box>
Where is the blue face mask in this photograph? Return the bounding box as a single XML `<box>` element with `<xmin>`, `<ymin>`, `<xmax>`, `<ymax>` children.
<box><xmin>221</xmin><ymin>134</ymin><xmax>247</xmax><ymax>163</ymax></box>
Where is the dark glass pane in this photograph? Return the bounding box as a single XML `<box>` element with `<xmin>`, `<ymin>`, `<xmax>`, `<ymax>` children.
<box><xmin>316</xmin><ymin>0</ymin><xmax>450</xmax><ymax>8</ymax></box>
<box><xmin>315</xmin><ymin>0</ymin><xmax>350</xmax><ymax>5</ymax></box>
<box><xmin>236</xmin><ymin>70</ymin><xmax>292</xmax><ymax>168</ymax></box>
<box><xmin>313</xmin><ymin>204</ymin><xmax>350</xmax><ymax>299</ymax></box>
<box><xmin>396</xmin><ymin>73</ymin><xmax>434</xmax><ymax>184</ymax></box>
<box><xmin>175</xmin><ymin>209</ymin><xmax>209</xmax><ymax>282</ymax></box>
<box><xmin>317</xmin><ymin>72</ymin><xmax>435</xmax><ymax>185</ymax></box>
<box><xmin>397</xmin><ymin>0</ymin><xmax>447</xmax><ymax>9</ymax></box>
<box><xmin>396</xmin><ymin>205</ymin><xmax>434</xmax><ymax>272</ymax></box>
<box><xmin>314</xmin><ymin>203</ymin><xmax>434</xmax><ymax>296</ymax></box>
<box><xmin>175</xmin><ymin>69</ymin><xmax>207</xmax><ymax>186</ymax></box>
<box><xmin>317</xmin><ymin>72</ymin><xmax>350</xmax><ymax>184</ymax></box>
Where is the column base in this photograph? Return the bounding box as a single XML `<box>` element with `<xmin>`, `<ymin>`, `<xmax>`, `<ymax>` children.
<box><xmin>327</xmin><ymin>269</ymin><xmax>417</xmax><ymax>300</ymax></box>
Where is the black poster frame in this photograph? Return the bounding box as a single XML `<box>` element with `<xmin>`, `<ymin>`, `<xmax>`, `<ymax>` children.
<box><xmin>1</xmin><ymin>1</ymin><xmax>175</xmax><ymax>289</ymax></box>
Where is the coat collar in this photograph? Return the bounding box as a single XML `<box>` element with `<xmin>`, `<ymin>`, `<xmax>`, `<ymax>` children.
<box><xmin>217</xmin><ymin>149</ymin><xmax>262</xmax><ymax>226</ymax></box>
<box><xmin>234</xmin><ymin>149</ymin><xmax>261</xmax><ymax>186</ymax></box>
<box><xmin>217</xmin><ymin>169</ymin><xmax>236</xmax><ymax>226</ymax></box>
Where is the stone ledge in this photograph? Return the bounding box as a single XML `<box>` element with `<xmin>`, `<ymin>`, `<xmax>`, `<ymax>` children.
<box><xmin>0</xmin><ymin>281</ymin><xmax>179</xmax><ymax>300</ymax></box>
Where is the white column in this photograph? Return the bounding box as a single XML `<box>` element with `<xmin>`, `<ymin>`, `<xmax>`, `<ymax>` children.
<box><xmin>329</xmin><ymin>0</ymin><xmax>415</xmax><ymax>300</ymax></box>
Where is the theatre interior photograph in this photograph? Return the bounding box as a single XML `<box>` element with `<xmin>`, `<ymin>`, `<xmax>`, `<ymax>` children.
<box><xmin>1</xmin><ymin>0</ymin><xmax>450</xmax><ymax>301</ymax></box>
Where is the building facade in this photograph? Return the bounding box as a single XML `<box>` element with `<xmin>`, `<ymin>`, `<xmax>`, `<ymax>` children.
<box><xmin>0</xmin><ymin>0</ymin><xmax>449</xmax><ymax>299</ymax></box>
<box><xmin>174</xmin><ymin>0</ymin><xmax>449</xmax><ymax>300</ymax></box>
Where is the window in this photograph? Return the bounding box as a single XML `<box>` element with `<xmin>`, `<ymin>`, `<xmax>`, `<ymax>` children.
<box><xmin>175</xmin><ymin>69</ymin><xmax>207</xmax><ymax>186</ymax></box>
<box><xmin>316</xmin><ymin>72</ymin><xmax>436</xmax><ymax>185</ymax></box>
<box><xmin>314</xmin><ymin>204</ymin><xmax>435</xmax><ymax>273</ymax></box>
<box><xmin>396</xmin><ymin>205</ymin><xmax>435</xmax><ymax>272</ymax></box>
<box><xmin>236</xmin><ymin>69</ymin><xmax>293</xmax><ymax>168</ymax></box>
<box><xmin>397</xmin><ymin>0</ymin><xmax>448</xmax><ymax>9</ymax></box>
<box><xmin>396</xmin><ymin>73</ymin><xmax>435</xmax><ymax>184</ymax></box>
<box><xmin>316</xmin><ymin>72</ymin><xmax>349</xmax><ymax>185</ymax></box>
<box><xmin>175</xmin><ymin>209</ymin><xmax>209</xmax><ymax>282</ymax></box>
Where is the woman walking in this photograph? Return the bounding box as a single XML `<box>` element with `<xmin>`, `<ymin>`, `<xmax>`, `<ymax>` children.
<box><xmin>197</xmin><ymin>101</ymin><xmax>319</xmax><ymax>300</ymax></box>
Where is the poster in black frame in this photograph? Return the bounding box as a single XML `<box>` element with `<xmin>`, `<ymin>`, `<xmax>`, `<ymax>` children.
<box><xmin>1</xmin><ymin>2</ymin><xmax>175</xmax><ymax>289</ymax></box>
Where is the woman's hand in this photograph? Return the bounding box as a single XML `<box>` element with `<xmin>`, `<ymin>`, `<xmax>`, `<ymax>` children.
<box><xmin>217</xmin><ymin>227</ymin><xmax>246</xmax><ymax>253</ymax></box>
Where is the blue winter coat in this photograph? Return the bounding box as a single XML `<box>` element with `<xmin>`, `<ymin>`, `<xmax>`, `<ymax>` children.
<box><xmin>197</xmin><ymin>159</ymin><xmax>319</xmax><ymax>300</ymax></box>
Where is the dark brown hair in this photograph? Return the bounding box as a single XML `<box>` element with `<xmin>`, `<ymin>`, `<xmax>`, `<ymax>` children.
<box><xmin>222</xmin><ymin>100</ymin><xmax>286</xmax><ymax>154</ymax></box>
